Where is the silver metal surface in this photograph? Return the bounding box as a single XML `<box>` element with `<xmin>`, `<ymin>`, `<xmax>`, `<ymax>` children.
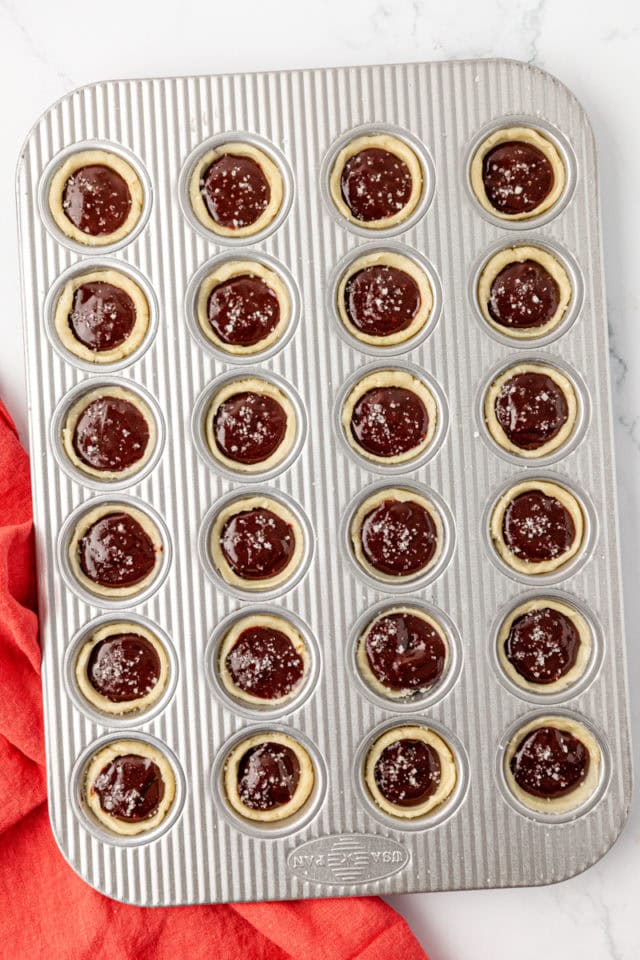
<box><xmin>16</xmin><ymin>58</ymin><xmax>632</xmax><ymax>904</ymax></box>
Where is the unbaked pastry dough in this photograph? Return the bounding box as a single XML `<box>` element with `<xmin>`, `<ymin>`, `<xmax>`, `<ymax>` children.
<box><xmin>196</xmin><ymin>259</ymin><xmax>291</xmax><ymax>355</ymax></box>
<box><xmin>48</xmin><ymin>149</ymin><xmax>144</xmax><ymax>246</ymax></box>
<box><xmin>342</xmin><ymin>369</ymin><xmax>438</xmax><ymax>465</ymax></box>
<box><xmin>484</xmin><ymin>362</ymin><xmax>578</xmax><ymax>458</ymax></box>
<box><xmin>329</xmin><ymin>133</ymin><xmax>423</xmax><ymax>229</ymax></box>
<box><xmin>189</xmin><ymin>142</ymin><xmax>284</xmax><ymax>237</ymax></box>
<box><xmin>490</xmin><ymin>480</ymin><xmax>584</xmax><ymax>575</ymax></box>
<box><xmin>336</xmin><ymin>250</ymin><xmax>433</xmax><ymax>346</ymax></box>
<box><xmin>365</xmin><ymin>724</ymin><xmax>457</xmax><ymax>818</ymax></box>
<box><xmin>470</xmin><ymin>126</ymin><xmax>566</xmax><ymax>220</ymax></box>
<box><xmin>85</xmin><ymin>739</ymin><xmax>176</xmax><ymax>835</ymax></box>
<box><xmin>54</xmin><ymin>268</ymin><xmax>150</xmax><ymax>364</ymax></box>
<box><xmin>62</xmin><ymin>386</ymin><xmax>157</xmax><ymax>480</ymax></box>
<box><xmin>350</xmin><ymin>488</ymin><xmax>443</xmax><ymax>583</ymax></box>
<box><xmin>75</xmin><ymin>622</ymin><xmax>169</xmax><ymax>715</ymax></box>
<box><xmin>498</xmin><ymin>598</ymin><xmax>592</xmax><ymax>694</ymax></box>
<box><xmin>219</xmin><ymin>613</ymin><xmax>309</xmax><ymax>706</ymax></box>
<box><xmin>223</xmin><ymin>731</ymin><xmax>314</xmax><ymax>822</ymax></box>
<box><xmin>478</xmin><ymin>245</ymin><xmax>572</xmax><ymax>340</ymax></box>
<box><xmin>69</xmin><ymin>503</ymin><xmax>164</xmax><ymax>598</ymax></box>
<box><xmin>206</xmin><ymin>378</ymin><xmax>296</xmax><ymax>474</ymax></box>
<box><xmin>504</xmin><ymin>715</ymin><xmax>601</xmax><ymax>815</ymax></box>
<box><xmin>210</xmin><ymin>495</ymin><xmax>304</xmax><ymax>591</ymax></box>
<box><xmin>357</xmin><ymin>606</ymin><xmax>449</xmax><ymax>700</ymax></box>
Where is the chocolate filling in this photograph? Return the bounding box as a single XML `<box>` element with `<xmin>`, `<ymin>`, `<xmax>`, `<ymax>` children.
<box><xmin>68</xmin><ymin>281</ymin><xmax>137</xmax><ymax>352</ymax></box>
<box><xmin>213</xmin><ymin>391</ymin><xmax>287</xmax><ymax>465</ymax></box>
<box><xmin>494</xmin><ymin>371</ymin><xmax>569</xmax><ymax>450</ymax></box>
<box><xmin>78</xmin><ymin>511</ymin><xmax>157</xmax><ymax>588</ymax></box>
<box><xmin>93</xmin><ymin>753</ymin><xmax>165</xmax><ymax>821</ymax></box>
<box><xmin>510</xmin><ymin>726</ymin><xmax>590</xmax><ymax>799</ymax></box>
<box><xmin>87</xmin><ymin>633</ymin><xmax>162</xmax><ymax>703</ymax></box>
<box><xmin>488</xmin><ymin>260</ymin><xmax>561</xmax><ymax>331</ymax></box>
<box><xmin>505</xmin><ymin>607</ymin><xmax>581</xmax><ymax>685</ymax></box>
<box><xmin>344</xmin><ymin>265</ymin><xmax>421</xmax><ymax>338</ymax></box>
<box><xmin>482</xmin><ymin>140</ymin><xmax>555</xmax><ymax>215</ymax></box>
<box><xmin>201</xmin><ymin>154</ymin><xmax>270</xmax><ymax>229</ymax></box>
<box><xmin>360</xmin><ymin>498</ymin><xmax>438</xmax><ymax>577</ymax></box>
<box><xmin>62</xmin><ymin>164</ymin><xmax>132</xmax><ymax>236</ymax></box>
<box><xmin>225</xmin><ymin>625</ymin><xmax>304</xmax><ymax>700</ymax></box>
<box><xmin>374</xmin><ymin>738</ymin><xmax>441</xmax><ymax>806</ymax></box>
<box><xmin>365</xmin><ymin>611</ymin><xmax>446</xmax><ymax>692</ymax></box>
<box><xmin>236</xmin><ymin>741</ymin><xmax>300</xmax><ymax>810</ymax></box>
<box><xmin>350</xmin><ymin>386</ymin><xmax>429</xmax><ymax>458</ymax></box>
<box><xmin>340</xmin><ymin>147</ymin><xmax>413</xmax><ymax>222</ymax></box>
<box><xmin>502</xmin><ymin>490</ymin><xmax>576</xmax><ymax>564</ymax></box>
<box><xmin>72</xmin><ymin>395</ymin><xmax>150</xmax><ymax>472</ymax></box>
<box><xmin>207</xmin><ymin>275</ymin><xmax>280</xmax><ymax>347</ymax></box>
<box><xmin>220</xmin><ymin>507</ymin><xmax>295</xmax><ymax>580</ymax></box>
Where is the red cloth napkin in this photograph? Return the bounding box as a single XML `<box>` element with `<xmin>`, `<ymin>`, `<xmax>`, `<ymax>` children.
<box><xmin>0</xmin><ymin>400</ymin><xmax>428</xmax><ymax>960</ymax></box>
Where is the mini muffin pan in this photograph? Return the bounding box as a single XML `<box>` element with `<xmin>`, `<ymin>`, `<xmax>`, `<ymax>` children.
<box><xmin>16</xmin><ymin>59</ymin><xmax>631</xmax><ymax>904</ymax></box>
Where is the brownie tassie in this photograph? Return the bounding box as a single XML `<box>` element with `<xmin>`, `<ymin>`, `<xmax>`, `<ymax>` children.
<box><xmin>505</xmin><ymin>716</ymin><xmax>601</xmax><ymax>814</ymax></box>
<box><xmin>189</xmin><ymin>142</ymin><xmax>284</xmax><ymax>238</ymax></box>
<box><xmin>498</xmin><ymin>598</ymin><xmax>592</xmax><ymax>694</ymax></box>
<box><xmin>48</xmin><ymin>150</ymin><xmax>144</xmax><ymax>246</ymax></box>
<box><xmin>196</xmin><ymin>259</ymin><xmax>291</xmax><ymax>356</ymax></box>
<box><xmin>210</xmin><ymin>495</ymin><xmax>304</xmax><ymax>591</ymax></box>
<box><xmin>223</xmin><ymin>732</ymin><xmax>315</xmax><ymax>822</ymax></box>
<box><xmin>478</xmin><ymin>245</ymin><xmax>572</xmax><ymax>339</ymax></box>
<box><xmin>206</xmin><ymin>378</ymin><xmax>296</xmax><ymax>473</ymax></box>
<box><xmin>84</xmin><ymin>739</ymin><xmax>176</xmax><ymax>835</ymax></box>
<box><xmin>54</xmin><ymin>268</ymin><xmax>150</xmax><ymax>364</ymax></box>
<box><xmin>219</xmin><ymin>613</ymin><xmax>309</xmax><ymax>706</ymax></box>
<box><xmin>357</xmin><ymin>606</ymin><xmax>448</xmax><ymax>699</ymax></box>
<box><xmin>490</xmin><ymin>480</ymin><xmax>584</xmax><ymax>575</ymax></box>
<box><xmin>365</xmin><ymin>725</ymin><xmax>457</xmax><ymax>819</ymax></box>
<box><xmin>62</xmin><ymin>386</ymin><xmax>156</xmax><ymax>480</ymax></box>
<box><xmin>342</xmin><ymin>370</ymin><xmax>437</xmax><ymax>465</ymax></box>
<box><xmin>330</xmin><ymin>134</ymin><xmax>423</xmax><ymax>229</ymax></box>
<box><xmin>484</xmin><ymin>363</ymin><xmax>578</xmax><ymax>458</ymax></box>
<box><xmin>337</xmin><ymin>251</ymin><xmax>434</xmax><ymax>347</ymax></box>
<box><xmin>470</xmin><ymin>126</ymin><xmax>566</xmax><ymax>220</ymax></box>
<box><xmin>351</xmin><ymin>488</ymin><xmax>443</xmax><ymax>582</ymax></box>
<box><xmin>75</xmin><ymin>622</ymin><xmax>169</xmax><ymax>715</ymax></box>
<box><xmin>69</xmin><ymin>504</ymin><xmax>164</xmax><ymax>598</ymax></box>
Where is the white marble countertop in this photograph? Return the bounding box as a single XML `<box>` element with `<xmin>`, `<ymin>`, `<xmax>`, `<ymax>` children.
<box><xmin>2</xmin><ymin>1</ymin><xmax>638</xmax><ymax>957</ymax></box>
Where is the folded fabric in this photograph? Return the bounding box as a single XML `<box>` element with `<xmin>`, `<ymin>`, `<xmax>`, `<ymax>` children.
<box><xmin>0</xmin><ymin>399</ymin><xmax>428</xmax><ymax>960</ymax></box>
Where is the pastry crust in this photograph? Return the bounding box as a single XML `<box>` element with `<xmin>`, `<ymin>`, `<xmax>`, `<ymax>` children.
<box><xmin>504</xmin><ymin>716</ymin><xmax>601</xmax><ymax>814</ymax></box>
<box><xmin>223</xmin><ymin>731</ymin><xmax>314</xmax><ymax>822</ymax></box>
<box><xmin>329</xmin><ymin>134</ymin><xmax>423</xmax><ymax>229</ymax></box>
<box><xmin>75</xmin><ymin>622</ymin><xmax>169</xmax><ymax>715</ymax></box>
<box><xmin>351</xmin><ymin>488</ymin><xmax>443</xmax><ymax>583</ymax></box>
<box><xmin>342</xmin><ymin>369</ymin><xmax>438</xmax><ymax>465</ymax></box>
<box><xmin>189</xmin><ymin>142</ymin><xmax>284</xmax><ymax>237</ymax></box>
<box><xmin>62</xmin><ymin>386</ymin><xmax>157</xmax><ymax>480</ymax></box>
<box><xmin>478</xmin><ymin>245</ymin><xmax>572</xmax><ymax>340</ymax></box>
<box><xmin>498</xmin><ymin>598</ymin><xmax>592</xmax><ymax>694</ymax></box>
<box><xmin>69</xmin><ymin>504</ymin><xmax>164</xmax><ymax>598</ymax></box>
<box><xmin>48</xmin><ymin>149</ymin><xmax>144</xmax><ymax>246</ymax></box>
<box><xmin>219</xmin><ymin>613</ymin><xmax>309</xmax><ymax>706</ymax></box>
<box><xmin>196</xmin><ymin>259</ymin><xmax>291</xmax><ymax>355</ymax></box>
<box><xmin>206</xmin><ymin>378</ymin><xmax>296</xmax><ymax>474</ymax></box>
<box><xmin>365</xmin><ymin>725</ymin><xmax>457</xmax><ymax>819</ymax></box>
<box><xmin>357</xmin><ymin>606</ymin><xmax>448</xmax><ymax>700</ymax></box>
<box><xmin>54</xmin><ymin>268</ymin><xmax>150</xmax><ymax>364</ymax></box>
<box><xmin>210</xmin><ymin>496</ymin><xmax>304</xmax><ymax>591</ymax></box>
<box><xmin>484</xmin><ymin>363</ymin><xmax>578</xmax><ymax>458</ymax></box>
<box><xmin>85</xmin><ymin>739</ymin><xmax>176</xmax><ymax>835</ymax></box>
<box><xmin>490</xmin><ymin>480</ymin><xmax>584</xmax><ymax>575</ymax></box>
<box><xmin>470</xmin><ymin>126</ymin><xmax>566</xmax><ymax>221</ymax></box>
<box><xmin>336</xmin><ymin>250</ymin><xmax>433</xmax><ymax>346</ymax></box>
